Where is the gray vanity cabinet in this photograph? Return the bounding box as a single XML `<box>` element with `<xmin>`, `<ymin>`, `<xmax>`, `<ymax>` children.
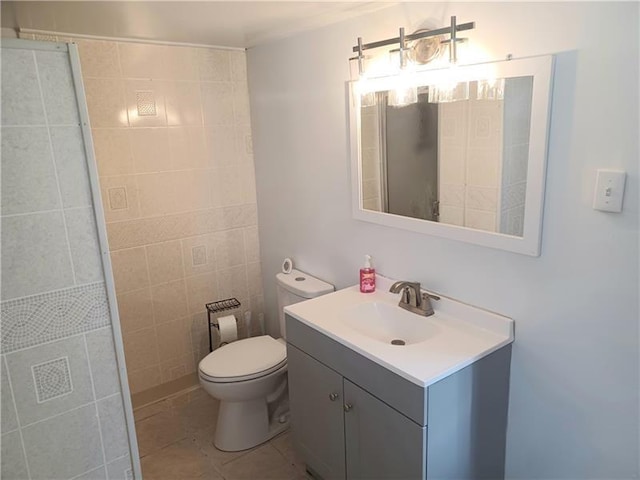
<box><xmin>286</xmin><ymin>313</ymin><xmax>511</xmax><ymax>480</ymax></box>
<box><xmin>287</xmin><ymin>345</ymin><xmax>346</xmax><ymax>480</ymax></box>
<box><xmin>288</xmin><ymin>344</ymin><xmax>426</xmax><ymax>480</ymax></box>
<box><xmin>343</xmin><ymin>379</ymin><xmax>426</xmax><ymax>480</ymax></box>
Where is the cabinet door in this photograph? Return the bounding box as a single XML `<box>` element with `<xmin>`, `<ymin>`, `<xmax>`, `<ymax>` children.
<box><xmin>344</xmin><ymin>379</ymin><xmax>426</xmax><ymax>480</ymax></box>
<box><xmin>287</xmin><ymin>345</ymin><xmax>346</xmax><ymax>480</ymax></box>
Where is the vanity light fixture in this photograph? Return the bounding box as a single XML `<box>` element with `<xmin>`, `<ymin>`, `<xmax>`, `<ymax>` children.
<box><xmin>350</xmin><ymin>16</ymin><xmax>475</xmax><ymax>106</ymax></box>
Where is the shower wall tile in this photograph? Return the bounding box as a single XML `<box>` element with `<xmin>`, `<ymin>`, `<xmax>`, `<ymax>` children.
<box><xmin>1</xmin><ymin>126</ymin><xmax>60</xmax><ymax>216</ymax></box>
<box><xmin>1</xmin><ymin>48</ymin><xmax>44</xmax><ymax>125</ymax></box>
<box><xmin>1</xmin><ymin>358</ymin><xmax>19</xmax><ymax>433</ymax></box>
<box><xmin>84</xmin><ymin>78</ymin><xmax>128</xmax><ymax>127</ymax></box>
<box><xmin>111</xmin><ymin>247</ymin><xmax>149</xmax><ymax>294</ymax></box>
<box><xmin>106</xmin><ymin>455</ymin><xmax>133</xmax><ymax>480</ymax></box>
<box><xmin>1</xmin><ymin>431</ymin><xmax>29</xmax><ymax>480</ymax></box>
<box><xmin>107</xmin><ymin>455</ymin><xmax>133</xmax><ymax>480</ymax></box>
<box><xmin>100</xmin><ymin>175</ymin><xmax>141</xmax><ymax>222</ymax></box>
<box><xmin>150</xmin><ymin>280</ymin><xmax>189</xmax><ymax>326</ymax></box>
<box><xmin>201</xmin><ymin>82</ymin><xmax>234</xmax><ymax>125</ymax></box>
<box><xmin>81</xmin><ymin>40</ymin><xmax>262</xmax><ymax>395</ymax></box>
<box><xmin>35</xmin><ymin>50</ymin><xmax>80</xmax><ymax>125</ymax></box>
<box><xmin>98</xmin><ymin>395</ymin><xmax>130</xmax><ymax>461</ymax></box>
<box><xmin>21</xmin><ymin>403</ymin><xmax>103</xmax><ymax>480</ymax></box>
<box><xmin>65</xmin><ymin>207</ymin><xmax>104</xmax><ymax>284</ymax></box>
<box><xmin>5</xmin><ymin>335</ymin><xmax>94</xmax><ymax>426</ymax></box>
<box><xmin>164</xmin><ymin>81</ymin><xmax>204</xmax><ymax>126</ymax></box>
<box><xmin>1</xmin><ymin>283</ymin><xmax>110</xmax><ymax>354</ymax></box>
<box><xmin>117</xmin><ymin>287</ymin><xmax>154</xmax><ymax>333</ymax></box>
<box><xmin>86</xmin><ymin>327</ymin><xmax>122</xmax><ymax>400</ymax></box>
<box><xmin>197</xmin><ymin>49</ymin><xmax>231</xmax><ymax>82</ymax></box>
<box><xmin>50</xmin><ymin>126</ymin><xmax>93</xmax><ymax>208</ymax></box>
<box><xmin>1</xmin><ymin>212</ymin><xmax>75</xmax><ymax>300</ymax></box>
<box><xmin>93</xmin><ymin>128</ymin><xmax>134</xmax><ymax>176</ymax></box>
<box><xmin>124</xmin><ymin>79</ymin><xmax>167</xmax><ymax>127</ymax></box>
<box><xmin>77</xmin><ymin>39</ymin><xmax>121</xmax><ymax>78</ymax></box>
<box><xmin>76</xmin><ymin>466</ymin><xmax>108</xmax><ymax>480</ymax></box>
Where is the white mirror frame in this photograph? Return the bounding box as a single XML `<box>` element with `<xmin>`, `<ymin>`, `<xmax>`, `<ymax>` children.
<box><xmin>349</xmin><ymin>55</ymin><xmax>554</xmax><ymax>256</ymax></box>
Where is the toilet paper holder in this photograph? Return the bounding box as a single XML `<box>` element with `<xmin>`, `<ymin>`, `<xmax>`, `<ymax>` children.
<box><xmin>205</xmin><ymin>297</ymin><xmax>241</xmax><ymax>352</ymax></box>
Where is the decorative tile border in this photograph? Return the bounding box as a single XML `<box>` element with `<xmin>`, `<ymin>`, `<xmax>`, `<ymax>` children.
<box><xmin>1</xmin><ymin>282</ymin><xmax>110</xmax><ymax>354</ymax></box>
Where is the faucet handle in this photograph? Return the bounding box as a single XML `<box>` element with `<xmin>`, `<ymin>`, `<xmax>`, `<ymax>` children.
<box><xmin>422</xmin><ymin>292</ymin><xmax>440</xmax><ymax>301</ymax></box>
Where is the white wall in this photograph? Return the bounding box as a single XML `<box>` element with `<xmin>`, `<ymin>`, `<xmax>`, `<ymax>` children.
<box><xmin>247</xmin><ymin>2</ymin><xmax>639</xmax><ymax>478</ymax></box>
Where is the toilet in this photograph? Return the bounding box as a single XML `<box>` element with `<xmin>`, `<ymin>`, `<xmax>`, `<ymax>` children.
<box><xmin>198</xmin><ymin>268</ymin><xmax>334</xmax><ymax>451</ymax></box>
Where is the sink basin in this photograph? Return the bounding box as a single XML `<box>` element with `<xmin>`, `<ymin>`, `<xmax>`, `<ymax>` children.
<box><xmin>342</xmin><ymin>302</ymin><xmax>441</xmax><ymax>345</ymax></box>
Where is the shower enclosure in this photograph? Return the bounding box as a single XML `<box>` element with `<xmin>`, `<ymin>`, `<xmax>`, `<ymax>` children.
<box><xmin>1</xmin><ymin>39</ymin><xmax>140</xmax><ymax>479</ymax></box>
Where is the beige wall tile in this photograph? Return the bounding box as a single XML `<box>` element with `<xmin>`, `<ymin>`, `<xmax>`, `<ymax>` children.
<box><xmin>229</xmin><ymin>51</ymin><xmax>247</xmax><ymax>83</ymax></box>
<box><xmin>221</xmin><ymin>205</ymin><xmax>258</xmax><ymax>230</ymax></box>
<box><xmin>213</xmin><ymin>229</ymin><xmax>245</xmax><ymax>269</ymax></box>
<box><xmin>185</xmin><ymin>272</ymin><xmax>218</xmax><ymax>315</ymax></box>
<box><xmin>243</xmin><ymin>227</ymin><xmax>260</xmax><ymax>263</ymax></box>
<box><xmin>131</xmin><ymin>128</ymin><xmax>171</xmax><ymax>173</ymax></box>
<box><xmin>164</xmin><ymin>81</ymin><xmax>203</xmax><ymax>126</ymax></box>
<box><xmin>160</xmin><ymin>352</ymin><xmax>196</xmax><ymax>383</ymax></box>
<box><xmin>151</xmin><ymin>279</ymin><xmax>189</xmax><ymax>325</ymax></box>
<box><xmin>137</xmin><ymin>172</ymin><xmax>176</xmax><ymax>217</ymax></box>
<box><xmin>173</xmin><ymin>171</ymin><xmax>212</xmax><ymax>213</ymax></box>
<box><xmin>117</xmin><ymin>287</ymin><xmax>154</xmax><ymax>333</ymax></box>
<box><xmin>181</xmin><ymin>234</ymin><xmax>217</xmax><ymax>278</ymax></box>
<box><xmin>169</xmin><ymin>127</ymin><xmax>207</xmax><ymax>170</ymax></box>
<box><xmin>77</xmin><ymin>40</ymin><xmax>121</xmax><ymax>78</ymax></box>
<box><xmin>111</xmin><ymin>247</ymin><xmax>149</xmax><ymax>294</ymax></box>
<box><xmin>123</xmin><ymin>327</ymin><xmax>160</xmax><ymax>372</ymax></box>
<box><xmin>118</xmin><ymin>43</ymin><xmax>166</xmax><ymax>79</ymax></box>
<box><xmin>125</xmin><ymin>79</ymin><xmax>167</xmax><ymax>127</ymax></box>
<box><xmin>216</xmin><ymin>265</ymin><xmax>248</xmax><ymax>306</ymax></box>
<box><xmin>100</xmin><ymin>175</ymin><xmax>140</xmax><ymax>222</ymax></box>
<box><xmin>84</xmin><ymin>78</ymin><xmax>128</xmax><ymax>127</ymax></box>
<box><xmin>211</xmin><ymin>167</ymin><xmax>243</xmax><ymax>207</ymax></box>
<box><xmin>128</xmin><ymin>366</ymin><xmax>162</xmax><ymax>394</ymax></box>
<box><xmin>146</xmin><ymin>240</ymin><xmax>184</xmax><ymax>286</ymax></box>
<box><xmin>162</xmin><ymin>47</ymin><xmax>199</xmax><ymax>81</ymax></box>
<box><xmin>206</xmin><ymin>126</ymin><xmax>238</xmax><ymax>168</ymax></box>
<box><xmin>189</xmin><ymin>312</ymin><xmax>211</xmax><ymax>363</ymax></box>
<box><xmin>197</xmin><ymin>49</ymin><xmax>230</xmax><ymax>82</ymax></box>
<box><xmin>92</xmin><ymin>129</ymin><xmax>133</xmax><ymax>176</ymax></box>
<box><xmin>246</xmin><ymin>262</ymin><xmax>263</xmax><ymax>297</ymax></box>
<box><xmin>232</xmin><ymin>82</ymin><xmax>251</xmax><ymax>126</ymax></box>
<box><xmin>234</xmin><ymin>125</ymin><xmax>253</xmax><ymax>164</ymax></box>
<box><xmin>240</xmin><ymin>163</ymin><xmax>257</xmax><ymax>204</ymax></box>
<box><xmin>156</xmin><ymin>318</ymin><xmax>193</xmax><ymax>361</ymax></box>
<box><xmin>200</xmin><ymin>82</ymin><xmax>234</xmax><ymax>125</ymax></box>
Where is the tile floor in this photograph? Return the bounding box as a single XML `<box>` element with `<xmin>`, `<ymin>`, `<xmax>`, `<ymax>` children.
<box><xmin>134</xmin><ymin>387</ymin><xmax>310</xmax><ymax>480</ymax></box>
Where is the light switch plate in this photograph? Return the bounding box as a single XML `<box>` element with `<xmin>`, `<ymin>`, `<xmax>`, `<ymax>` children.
<box><xmin>593</xmin><ymin>169</ymin><xmax>626</xmax><ymax>212</ymax></box>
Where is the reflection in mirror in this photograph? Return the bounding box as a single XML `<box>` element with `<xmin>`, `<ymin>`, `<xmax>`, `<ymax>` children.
<box><xmin>360</xmin><ymin>77</ymin><xmax>533</xmax><ymax>237</ymax></box>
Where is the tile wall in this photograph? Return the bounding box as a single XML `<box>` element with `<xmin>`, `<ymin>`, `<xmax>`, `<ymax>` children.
<box><xmin>438</xmin><ymin>81</ymin><xmax>504</xmax><ymax>231</ymax></box>
<box><xmin>1</xmin><ymin>43</ymin><xmax>133</xmax><ymax>479</ymax></box>
<box><xmin>52</xmin><ymin>36</ymin><xmax>264</xmax><ymax>395</ymax></box>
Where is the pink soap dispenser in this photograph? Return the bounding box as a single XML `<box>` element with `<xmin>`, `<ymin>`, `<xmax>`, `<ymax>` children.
<box><xmin>360</xmin><ymin>255</ymin><xmax>376</xmax><ymax>293</ymax></box>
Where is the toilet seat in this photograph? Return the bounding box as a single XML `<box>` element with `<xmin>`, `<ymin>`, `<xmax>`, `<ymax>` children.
<box><xmin>199</xmin><ymin>335</ymin><xmax>287</xmax><ymax>384</ymax></box>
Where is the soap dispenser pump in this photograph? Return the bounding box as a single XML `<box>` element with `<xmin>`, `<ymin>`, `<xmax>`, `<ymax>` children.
<box><xmin>360</xmin><ymin>255</ymin><xmax>376</xmax><ymax>293</ymax></box>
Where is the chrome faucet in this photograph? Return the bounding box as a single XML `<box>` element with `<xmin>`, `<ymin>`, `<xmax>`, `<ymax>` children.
<box><xmin>389</xmin><ymin>281</ymin><xmax>440</xmax><ymax>317</ymax></box>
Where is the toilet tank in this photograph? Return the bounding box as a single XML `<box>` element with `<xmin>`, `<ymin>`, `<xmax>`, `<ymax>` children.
<box><xmin>276</xmin><ymin>269</ymin><xmax>334</xmax><ymax>338</ymax></box>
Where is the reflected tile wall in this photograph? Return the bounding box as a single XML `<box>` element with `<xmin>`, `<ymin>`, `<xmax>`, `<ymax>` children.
<box><xmin>75</xmin><ymin>38</ymin><xmax>264</xmax><ymax>395</ymax></box>
<box><xmin>1</xmin><ymin>41</ymin><xmax>132</xmax><ymax>480</ymax></box>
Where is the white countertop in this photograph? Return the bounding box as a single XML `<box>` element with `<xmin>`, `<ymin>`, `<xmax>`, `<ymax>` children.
<box><xmin>284</xmin><ymin>275</ymin><xmax>514</xmax><ymax>388</ymax></box>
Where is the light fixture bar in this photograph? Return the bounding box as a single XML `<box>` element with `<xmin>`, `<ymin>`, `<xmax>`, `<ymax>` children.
<box><xmin>351</xmin><ymin>19</ymin><xmax>475</xmax><ymax>53</ymax></box>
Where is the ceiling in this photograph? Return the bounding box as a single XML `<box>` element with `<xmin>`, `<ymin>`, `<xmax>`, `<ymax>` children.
<box><xmin>1</xmin><ymin>1</ymin><xmax>396</xmax><ymax>48</ymax></box>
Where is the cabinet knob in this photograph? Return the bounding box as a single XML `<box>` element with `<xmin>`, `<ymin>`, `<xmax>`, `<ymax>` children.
<box><xmin>329</xmin><ymin>392</ymin><xmax>339</xmax><ymax>401</ymax></box>
<box><xmin>343</xmin><ymin>403</ymin><xmax>353</xmax><ymax>412</ymax></box>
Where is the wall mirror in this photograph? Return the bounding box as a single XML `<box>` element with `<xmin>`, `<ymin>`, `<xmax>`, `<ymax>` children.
<box><xmin>349</xmin><ymin>55</ymin><xmax>554</xmax><ymax>256</ymax></box>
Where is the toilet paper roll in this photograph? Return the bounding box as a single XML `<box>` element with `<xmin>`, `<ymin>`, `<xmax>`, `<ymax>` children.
<box><xmin>282</xmin><ymin>257</ymin><xmax>293</xmax><ymax>274</ymax></box>
<box><xmin>217</xmin><ymin>315</ymin><xmax>238</xmax><ymax>344</ymax></box>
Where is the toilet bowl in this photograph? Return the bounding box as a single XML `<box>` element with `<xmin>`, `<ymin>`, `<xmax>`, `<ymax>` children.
<box><xmin>199</xmin><ymin>269</ymin><xmax>334</xmax><ymax>452</ymax></box>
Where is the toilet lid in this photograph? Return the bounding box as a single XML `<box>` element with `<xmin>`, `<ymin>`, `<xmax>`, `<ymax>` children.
<box><xmin>199</xmin><ymin>335</ymin><xmax>286</xmax><ymax>380</ymax></box>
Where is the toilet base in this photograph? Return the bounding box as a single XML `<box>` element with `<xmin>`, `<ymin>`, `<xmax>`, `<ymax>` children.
<box><xmin>214</xmin><ymin>399</ymin><xmax>289</xmax><ymax>451</ymax></box>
